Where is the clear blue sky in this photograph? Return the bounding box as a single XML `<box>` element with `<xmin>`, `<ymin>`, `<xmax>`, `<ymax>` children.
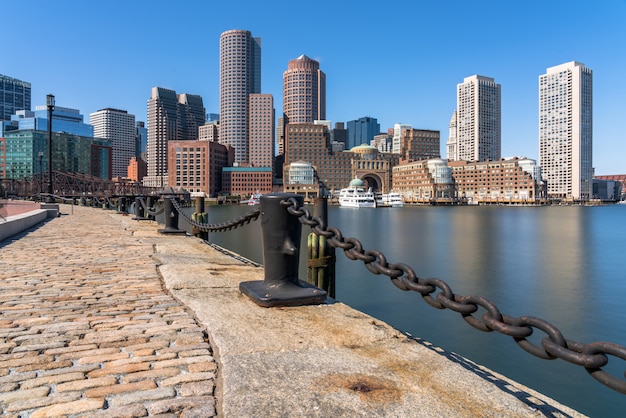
<box><xmin>5</xmin><ymin>0</ymin><xmax>626</xmax><ymax>174</ymax></box>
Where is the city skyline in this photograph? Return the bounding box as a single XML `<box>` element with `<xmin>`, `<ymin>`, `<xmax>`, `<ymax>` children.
<box><xmin>4</xmin><ymin>0</ymin><xmax>626</xmax><ymax>174</ymax></box>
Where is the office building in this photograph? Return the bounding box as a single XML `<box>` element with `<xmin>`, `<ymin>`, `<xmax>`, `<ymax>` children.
<box><xmin>219</xmin><ymin>29</ymin><xmax>261</xmax><ymax>164</ymax></box>
<box><xmin>283</xmin><ymin>55</ymin><xmax>326</xmax><ymax>125</ymax></box>
<box><xmin>167</xmin><ymin>140</ymin><xmax>233</xmax><ymax>196</ymax></box>
<box><xmin>347</xmin><ymin>117</ymin><xmax>380</xmax><ymax>149</ymax></box>
<box><xmin>145</xmin><ymin>87</ymin><xmax>205</xmax><ymax>187</ymax></box>
<box><xmin>199</xmin><ymin>121</ymin><xmax>219</xmax><ymax>142</ymax></box>
<box><xmin>1</xmin><ymin>74</ymin><xmax>31</xmax><ymax>122</ymax></box>
<box><xmin>127</xmin><ymin>156</ymin><xmax>147</xmax><ymax>183</ymax></box>
<box><xmin>455</xmin><ymin>75</ymin><xmax>501</xmax><ymax>162</ymax></box>
<box><xmin>248</xmin><ymin>94</ymin><xmax>274</xmax><ymax>168</ymax></box>
<box><xmin>136</xmin><ymin>121</ymin><xmax>147</xmax><ymax>159</ymax></box>
<box><xmin>392</xmin><ymin>124</ymin><xmax>411</xmax><ymax>154</ymax></box>
<box><xmin>539</xmin><ymin>61</ymin><xmax>593</xmax><ymax>200</ymax></box>
<box><xmin>400</xmin><ymin>129</ymin><xmax>440</xmax><ymax>162</ymax></box>
<box><xmin>90</xmin><ymin>108</ymin><xmax>136</xmax><ymax>178</ymax></box>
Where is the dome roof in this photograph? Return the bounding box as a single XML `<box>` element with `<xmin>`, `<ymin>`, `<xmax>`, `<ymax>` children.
<box><xmin>350</xmin><ymin>144</ymin><xmax>379</xmax><ymax>155</ymax></box>
<box><xmin>349</xmin><ymin>178</ymin><xmax>365</xmax><ymax>187</ymax></box>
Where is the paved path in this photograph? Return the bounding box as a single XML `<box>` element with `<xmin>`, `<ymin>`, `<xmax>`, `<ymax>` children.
<box><xmin>0</xmin><ymin>205</ymin><xmax>216</xmax><ymax>417</ymax></box>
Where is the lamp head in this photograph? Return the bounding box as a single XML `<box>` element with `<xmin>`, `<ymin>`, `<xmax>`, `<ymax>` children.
<box><xmin>46</xmin><ymin>94</ymin><xmax>55</xmax><ymax>108</ymax></box>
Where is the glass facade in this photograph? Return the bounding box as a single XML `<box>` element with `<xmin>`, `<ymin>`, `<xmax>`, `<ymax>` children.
<box><xmin>1</xmin><ymin>74</ymin><xmax>31</xmax><ymax>122</ymax></box>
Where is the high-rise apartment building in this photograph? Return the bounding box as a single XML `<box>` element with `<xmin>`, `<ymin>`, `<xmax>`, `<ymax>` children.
<box><xmin>219</xmin><ymin>29</ymin><xmax>261</xmax><ymax>164</ymax></box>
<box><xmin>90</xmin><ymin>108</ymin><xmax>136</xmax><ymax>178</ymax></box>
<box><xmin>248</xmin><ymin>94</ymin><xmax>274</xmax><ymax>168</ymax></box>
<box><xmin>539</xmin><ymin>61</ymin><xmax>593</xmax><ymax>200</ymax></box>
<box><xmin>283</xmin><ymin>55</ymin><xmax>326</xmax><ymax>125</ymax></box>
<box><xmin>455</xmin><ymin>75</ymin><xmax>501</xmax><ymax>162</ymax></box>
<box><xmin>145</xmin><ymin>87</ymin><xmax>205</xmax><ymax>187</ymax></box>
<box><xmin>1</xmin><ymin>74</ymin><xmax>31</xmax><ymax>122</ymax></box>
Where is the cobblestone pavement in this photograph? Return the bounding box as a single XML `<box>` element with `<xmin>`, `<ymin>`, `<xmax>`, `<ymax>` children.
<box><xmin>0</xmin><ymin>205</ymin><xmax>217</xmax><ymax>417</ymax></box>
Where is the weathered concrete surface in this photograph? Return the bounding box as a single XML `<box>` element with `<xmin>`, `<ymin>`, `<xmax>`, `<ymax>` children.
<box><xmin>0</xmin><ymin>204</ymin><xmax>585</xmax><ymax>417</ymax></box>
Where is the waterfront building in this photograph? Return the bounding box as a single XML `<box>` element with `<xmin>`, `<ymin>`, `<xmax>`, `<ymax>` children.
<box><xmin>127</xmin><ymin>156</ymin><xmax>147</xmax><ymax>183</ymax></box>
<box><xmin>1</xmin><ymin>130</ymin><xmax>111</xmax><ymax>181</ymax></box>
<box><xmin>448</xmin><ymin>157</ymin><xmax>543</xmax><ymax>204</ymax></box>
<box><xmin>392</xmin><ymin>159</ymin><xmax>455</xmax><ymax>204</ymax></box>
<box><xmin>594</xmin><ymin>174</ymin><xmax>626</xmax><ymax>199</ymax></box>
<box><xmin>167</xmin><ymin>140</ymin><xmax>234</xmax><ymax>196</ymax></box>
<box><xmin>539</xmin><ymin>61</ymin><xmax>593</xmax><ymax>201</ymax></box>
<box><xmin>222</xmin><ymin>166</ymin><xmax>272</xmax><ymax>197</ymax></box>
<box><xmin>248</xmin><ymin>93</ymin><xmax>274</xmax><ymax>168</ymax></box>
<box><xmin>1</xmin><ymin>74</ymin><xmax>31</xmax><ymax>122</ymax></box>
<box><xmin>400</xmin><ymin>128</ymin><xmax>440</xmax><ymax>162</ymax></box>
<box><xmin>286</xmin><ymin>161</ymin><xmax>317</xmax><ymax>201</ymax></box>
<box><xmin>351</xmin><ymin>144</ymin><xmax>393</xmax><ymax>194</ymax></box>
<box><xmin>392</xmin><ymin>123</ymin><xmax>411</xmax><ymax>154</ymax></box>
<box><xmin>219</xmin><ymin>29</ymin><xmax>261</xmax><ymax>164</ymax></box>
<box><xmin>592</xmin><ymin>179</ymin><xmax>621</xmax><ymax>201</ymax></box>
<box><xmin>145</xmin><ymin>87</ymin><xmax>206</xmax><ymax>188</ymax></box>
<box><xmin>445</xmin><ymin>110</ymin><xmax>457</xmax><ymax>160</ymax></box>
<box><xmin>347</xmin><ymin>117</ymin><xmax>380</xmax><ymax>149</ymax></box>
<box><xmin>90</xmin><ymin>108</ymin><xmax>136</xmax><ymax>178</ymax></box>
<box><xmin>455</xmin><ymin>75</ymin><xmax>501</xmax><ymax>162</ymax></box>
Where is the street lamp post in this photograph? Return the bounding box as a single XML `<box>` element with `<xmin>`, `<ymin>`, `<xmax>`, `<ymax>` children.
<box><xmin>46</xmin><ymin>94</ymin><xmax>55</xmax><ymax>200</ymax></box>
<box><xmin>38</xmin><ymin>151</ymin><xmax>43</xmax><ymax>195</ymax></box>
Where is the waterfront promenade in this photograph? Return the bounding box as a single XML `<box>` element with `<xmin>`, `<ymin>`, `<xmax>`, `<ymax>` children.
<box><xmin>0</xmin><ymin>204</ymin><xmax>584</xmax><ymax>417</ymax></box>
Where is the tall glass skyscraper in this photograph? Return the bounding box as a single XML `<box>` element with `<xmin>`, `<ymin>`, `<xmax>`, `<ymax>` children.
<box><xmin>0</xmin><ymin>74</ymin><xmax>31</xmax><ymax>122</ymax></box>
<box><xmin>219</xmin><ymin>29</ymin><xmax>262</xmax><ymax>164</ymax></box>
<box><xmin>539</xmin><ymin>61</ymin><xmax>593</xmax><ymax>200</ymax></box>
<box><xmin>346</xmin><ymin>116</ymin><xmax>380</xmax><ymax>149</ymax></box>
<box><xmin>455</xmin><ymin>75</ymin><xmax>501</xmax><ymax>162</ymax></box>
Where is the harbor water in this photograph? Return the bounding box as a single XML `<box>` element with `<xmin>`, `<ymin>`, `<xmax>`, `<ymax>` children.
<box><xmin>180</xmin><ymin>202</ymin><xmax>626</xmax><ymax>417</ymax></box>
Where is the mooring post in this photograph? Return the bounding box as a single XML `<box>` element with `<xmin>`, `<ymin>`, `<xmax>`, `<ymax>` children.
<box><xmin>158</xmin><ymin>193</ymin><xmax>186</xmax><ymax>235</ymax></box>
<box><xmin>307</xmin><ymin>197</ymin><xmax>336</xmax><ymax>299</ymax></box>
<box><xmin>146</xmin><ymin>196</ymin><xmax>155</xmax><ymax>221</ymax></box>
<box><xmin>239</xmin><ymin>193</ymin><xmax>327</xmax><ymax>307</ymax></box>
<box><xmin>192</xmin><ymin>196</ymin><xmax>208</xmax><ymax>240</ymax></box>
<box><xmin>133</xmin><ymin>196</ymin><xmax>148</xmax><ymax>220</ymax></box>
<box><xmin>117</xmin><ymin>196</ymin><xmax>127</xmax><ymax>214</ymax></box>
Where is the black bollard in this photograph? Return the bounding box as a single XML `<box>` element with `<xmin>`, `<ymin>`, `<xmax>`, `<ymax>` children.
<box><xmin>158</xmin><ymin>196</ymin><xmax>186</xmax><ymax>234</ymax></box>
<box><xmin>239</xmin><ymin>193</ymin><xmax>327</xmax><ymax>307</ymax></box>
<box><xmin>117</xmin><ymin>196</ymin><xmax>127</xmax><ymax>214</ymax></box>
<box><xmin>133</xmin><ymin>196</ymin><xmax>148</xmax><ymax>220</ymax></box>
<box><xmin>146</xmin><ymin>196</ymin><xmax>155</xmax><ymax>220</ymax></box>
<box><xmin>192</xmin><ymin>196</ymin><xmax>208</xmax><ymax>240</ymax></box>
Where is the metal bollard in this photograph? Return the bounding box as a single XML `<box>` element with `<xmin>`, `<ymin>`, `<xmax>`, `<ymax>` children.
<box><xmin>117</xmin><ymin>196</ymin><xmax>127</xmax><ymax>214</ymax></box>
<box><xmin>146</xmin><ymin>196</ymin><xmax>155</xmax><ymax>220</ymax></box>
<box><xmin>133</xmin><ymin>196</ymin><xmax>148</xmax><ymax>220</ymax></box>
<box><xmin>239</xmin><ymin>193</ymin><xmax>327</xmax><ymax>307</ymax></box>
<box><xmin>192</xmin><ymin>196</ymin><xmax>208</xmax><ymax>240</ymax></box>
<box><xmin>307</xmin><ymin>197</ymin><xmax>336</xmax><ymax>299</ymax></box>
<box><xmin>158</xmin><ymin>196</ymin><xmax>186</xmax><ymax>234</ymax></box>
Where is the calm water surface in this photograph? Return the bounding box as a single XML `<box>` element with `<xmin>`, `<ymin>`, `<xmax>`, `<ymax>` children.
<box><xmin>185</xmin><ymin>203</ymin><xmax>626</xmax><ymax>418</ymax></box>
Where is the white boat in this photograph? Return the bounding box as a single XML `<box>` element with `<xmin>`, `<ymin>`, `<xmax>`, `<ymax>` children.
<box><xmin>338</xmin><ymin>179</ymin><xmax>376</xmax><ymax>208</ymax></box>
<box><xmin>381</xmin><ymin>192</ymin><xmax>404</xmax><ymax>208</ymax></box>
<box><xmin>241</xmin><ymin>193</ymin><xmax>262</xmax><ymax>206</ymax></box>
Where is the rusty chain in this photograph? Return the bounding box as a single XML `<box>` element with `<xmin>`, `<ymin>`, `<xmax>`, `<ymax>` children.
<box><xmin>170</xmin><ymin>198</ymin><xmax>260</xmax><ymax>232</ymax></box>
<box><xmin>138</xmin><ymin>197</ymin><xmax>164</xmax><ymax>216</ymax></box>
<box><xmin>281</xmin><ymin>196</ymin><xmax>626</xmax><ymax>394</ymax></box>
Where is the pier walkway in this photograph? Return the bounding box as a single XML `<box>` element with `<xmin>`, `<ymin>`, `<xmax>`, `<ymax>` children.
<box><xmin>0</xmin><ymin>204</ymin><xmax>584</xmax><ymax>417</ymax></box>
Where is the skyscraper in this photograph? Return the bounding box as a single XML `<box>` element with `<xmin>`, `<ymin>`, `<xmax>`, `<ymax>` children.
<box><xmin>145</xmin><ymin>87</ymin><xmax>205</xmax><ymax>187</ymax></box>
<box><xmin>219</xmin><ymin>29</ymin><xmax>261</xmax><ymax>164</ymax></box>
<box><xmin>283</xmin><ymin>55</ymin><xmax>326</xmax><ymax>124</ymax></box>
<box><xmin>90</xmin><ymin>108</ymin><xmax>136</xmax><ymax>178</ymax></box>
<box><xmin>347</xmin><ymin>117</ymin><xmax>380</xmax><ymax>149</ymax></box>
<box><xmin>539</xmin><ymin>61</ymin><xmax>593</xmax><ymax>200</ymax></box>
<box><xmin>455</xmin><ymin>75</ymin><xmax>501</xmax><ymax>162</ymax></box>
<box><xmin>0</xmin><ymin>74</ymin><xmax>31</xmax><ymax>122</ymax></box>
<box><xmin>248</xmin><ymin>94</ymin><xmax>274</xmax><ymax>168</ymax></box>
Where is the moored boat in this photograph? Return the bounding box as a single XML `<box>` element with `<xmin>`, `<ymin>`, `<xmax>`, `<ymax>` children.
<box><xmin>338</xmin><ymin>178</ymin><xmax>376</xmax><ymax>208</ymax></box>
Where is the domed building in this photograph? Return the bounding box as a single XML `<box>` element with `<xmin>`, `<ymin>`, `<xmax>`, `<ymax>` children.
<box><xmin>348</xmin><ymin>144</ymin><xmax>396</xmax><ymax>193</ymax></box>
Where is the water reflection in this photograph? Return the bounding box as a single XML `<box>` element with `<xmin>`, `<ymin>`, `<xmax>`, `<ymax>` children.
<box><xmin>182</xmin><ymin>203</ymin><xmax>625</xmax><ymax>418</ymax></box>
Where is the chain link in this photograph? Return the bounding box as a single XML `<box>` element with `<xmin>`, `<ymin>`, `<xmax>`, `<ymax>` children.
<box><xmin>282</xmin><ymin>196</ymin><xmax>626</xmax><ymax>394</ymax></box>
<box><xmin>137</xmin><ymin>196</ymin><xmax>164</xmax><ymax>216</ymax></box>
<box><xmin>170</xmin><ymin>198</ymin><xmax>260</xmax><ymax>232</ymax></box>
